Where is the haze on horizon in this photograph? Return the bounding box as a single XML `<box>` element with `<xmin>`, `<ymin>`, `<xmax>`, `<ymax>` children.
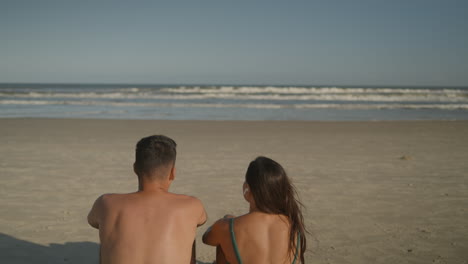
<box><xmin>1</xmin><ymin>0</ymin><xmax>467</xmax><ymax>86</ymax></box>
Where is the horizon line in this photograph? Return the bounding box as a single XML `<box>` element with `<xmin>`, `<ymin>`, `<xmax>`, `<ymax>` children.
<box><xmin>1</xmin><ymin>82</ymin><xmax>467</xmax><ymax>88</ymax></box>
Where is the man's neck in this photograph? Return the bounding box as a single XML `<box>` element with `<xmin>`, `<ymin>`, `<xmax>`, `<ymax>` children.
<box><xmin>138</xmin><ymin>180</ymin><xmax>170</xmax><ymax>192</ymax></box>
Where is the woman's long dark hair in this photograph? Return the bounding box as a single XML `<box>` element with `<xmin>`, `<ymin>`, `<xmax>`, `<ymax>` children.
<box><xmin>245</xmin><ymin>156</ymin><xmax>307</xmax><ymax>263</ymax></box>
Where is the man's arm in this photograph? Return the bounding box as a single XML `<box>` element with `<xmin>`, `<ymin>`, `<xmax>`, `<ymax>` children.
<box><xmin>198</xmin><ymin>204</ymin><xmax>207</xmax><ymax>227</ymax></box>
<box><xmin>190</xmin><ymin>197</ymin><xmax>207</xmax><ymax>227</ymax></box>
<box><xmin>87</xmin><ymin>195</ymin><xmax>105</xmax><ymax>229</ymax></box>
<box><xmin>190</xmin><ymin>240</ymin><xmax>196</xmax><ymax>264</ymax></box>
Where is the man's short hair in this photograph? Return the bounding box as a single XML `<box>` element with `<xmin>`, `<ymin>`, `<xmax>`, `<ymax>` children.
<box><xmin>134</xmin><ymin>135</ymin><xmax>177</xmax><ymax>178</ymax></box>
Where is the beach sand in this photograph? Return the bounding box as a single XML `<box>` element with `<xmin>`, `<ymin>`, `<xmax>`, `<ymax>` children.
<box><xmin>1</xmin><ymin>118</ymin><xmax>467</xmax><ymax>263</ymax></box>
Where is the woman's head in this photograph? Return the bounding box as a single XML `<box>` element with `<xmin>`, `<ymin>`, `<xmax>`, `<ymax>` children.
<box><xmin>244</xmin><ymin>156</ymin><xmax>307</xmax><ymax>263</ymax></box>
<box><xmin>245</xmin><ymin>156</ymin><xmax>291</xmax><ymax>215</ymax></box>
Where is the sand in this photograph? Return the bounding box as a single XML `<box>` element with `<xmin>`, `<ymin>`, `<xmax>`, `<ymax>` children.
<box><xmin>0</xmin><ymin>118</ymin><xmax>467</xmax><ymax>264</ymax></box>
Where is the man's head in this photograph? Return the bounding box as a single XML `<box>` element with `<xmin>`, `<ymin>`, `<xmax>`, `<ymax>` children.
<box><xmin>134</xmin><ymin>135</ymin><xmax>177</xmax><ymax>180</ymax></box>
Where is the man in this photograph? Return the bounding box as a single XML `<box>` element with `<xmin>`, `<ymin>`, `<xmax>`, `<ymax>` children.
<box><xmin>88</xmin><ymin>135</ymin><xmax>207</xmax><ymax>264</ymax></box>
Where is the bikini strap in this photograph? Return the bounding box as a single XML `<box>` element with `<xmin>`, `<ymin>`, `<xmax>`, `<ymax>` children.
<box><xmin>292</xmin><ymin>232</ymin><xmax>301</xmax><ymax>264</ymax></box>
<box><xmin>229</xmin><ymin>218</ymin><xmax>243</xmax><ymax>264</ymax></box>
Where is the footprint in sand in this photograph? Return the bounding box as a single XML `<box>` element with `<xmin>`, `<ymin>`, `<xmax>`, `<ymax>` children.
<box><xmin>399</xmin><ymin>155</ymin><xmax>412</xmax><ymax>160</ymax></box>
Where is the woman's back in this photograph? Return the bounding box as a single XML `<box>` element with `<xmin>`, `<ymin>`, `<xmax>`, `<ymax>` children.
<box><xmin>229</xmin><ymin>212</ymin><xmax>297</xmax><ymax>264</ymax></box>
<box><xmin>202</xmin><ymin>156</ymin><xmax>306</xmax><ymax>263</ymax></box>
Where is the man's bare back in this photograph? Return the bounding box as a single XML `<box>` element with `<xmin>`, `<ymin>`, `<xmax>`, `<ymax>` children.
<box><xmin>89</xmin><ymin>190</ymin><xmax>206</xmax><ymax>264</ymax></box>
<box><xmin>88</xmin><ymin>135</ymin><xmax>207</xmax><ymax>264</ymax></box>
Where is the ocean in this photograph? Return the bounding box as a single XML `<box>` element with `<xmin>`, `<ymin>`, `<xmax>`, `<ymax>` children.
<box><xmin>1</xmin><ymin>83</ymin><xmax>467</xmax><ymax>121</ymax></box>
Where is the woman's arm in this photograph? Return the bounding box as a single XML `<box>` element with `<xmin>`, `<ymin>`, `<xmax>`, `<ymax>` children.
<box><xmin>202</xmin><ymin>215</ymin><xmax>234</xmax><ymax>246</ymax></box>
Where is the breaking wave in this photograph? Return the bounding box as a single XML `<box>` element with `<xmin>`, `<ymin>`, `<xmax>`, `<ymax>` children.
<box><xmin>2</xmin><ymin>84</ymin><xmax>468</xmax><ymax>120</ymax></box>
<box><xmin>1</xmin><ymin>86</ymin><xmax>468</xmax><ymax>102</ymax></box>
<box><xmin>2</xmin><ymin>99</ymin><xmax>468</xmax><ymax>110</ymax></box>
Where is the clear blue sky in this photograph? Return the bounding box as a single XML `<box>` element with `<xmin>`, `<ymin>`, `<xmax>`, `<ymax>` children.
<box><xmin>1</xmin><ymin>0</ymin><xmax>467</xmax><ymax>86</ymax></box>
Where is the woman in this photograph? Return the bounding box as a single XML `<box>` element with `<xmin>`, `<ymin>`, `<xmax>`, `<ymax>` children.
<box><xmin>203</xmin><ymin>156</ymin><xmax>307</xmax><ymax>263</ymax></box>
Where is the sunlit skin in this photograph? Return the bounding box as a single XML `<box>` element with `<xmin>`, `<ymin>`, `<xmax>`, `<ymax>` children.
<box><xmin>88</xmin><ymin>164</ymin><xmax>207</xmax><ymax>264</ymax></box>
<box><xmin>203</xmin><ymin>182</ymin><xmax>296</xmax><ymax>264</ymax></box>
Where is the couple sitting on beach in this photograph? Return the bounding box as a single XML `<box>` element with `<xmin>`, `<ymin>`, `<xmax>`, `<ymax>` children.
<box><xmin>88</xmin><ymin>135</ymin><xmax>307</xmax><ymax>264</ymax></box>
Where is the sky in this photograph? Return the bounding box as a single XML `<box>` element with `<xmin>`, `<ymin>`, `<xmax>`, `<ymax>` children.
<box><xmin>1</xmin><ymin>0</ymin><xmax>468</xmax><ymax>86</ymax></box>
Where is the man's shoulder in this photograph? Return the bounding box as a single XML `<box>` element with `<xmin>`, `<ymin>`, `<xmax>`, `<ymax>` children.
<box><xmin>170</xmin><ymin>193</ymin><xmax>203</xmax><ymax>205</ymax></box>
<box><xmin>99</xmin><ymin>193</ymin><xmax>121</xmax><ymax>200</ymax></box>
<box><xmin>167</xmin><ymin>193</ymin><xmax>205</xmax><ymax>214</ymax></box>
<box><xmin>169</xmin><ymin>194</ymin><xmax>206</xmax><ymax>225</ymax></box>
<box><xmin>95</xmin><ymin>193</ymin><xmax>128</xmax><ymax>206</ymax></box>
